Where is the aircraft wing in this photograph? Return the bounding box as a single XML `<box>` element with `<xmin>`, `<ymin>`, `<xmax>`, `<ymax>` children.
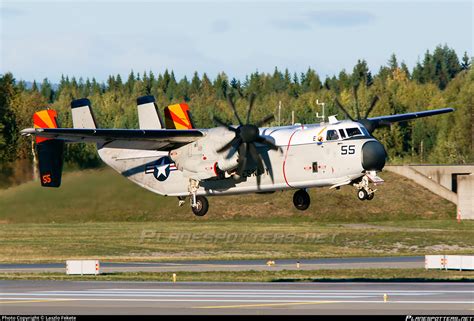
<box><xmin>360</xmin><ymin>107</ymin><xmax>454</xmax><ymax>133</ymax></box>
<box><xmin>21</xmin><ymin>127</ymin><xmax>205</xmax><ymax>151</ymax></box>
<box><xmin>368</xmin><ymin>108</ymin><xmax>454</xmax><ymax>124</ymax></box>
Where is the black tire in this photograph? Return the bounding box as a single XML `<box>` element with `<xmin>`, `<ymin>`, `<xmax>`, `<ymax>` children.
<box><xmin>357</xmin><ymin>189</ymin><xmax>368</xmax><ymax>201</ymax></box>
<box><xmin>366</xmin><ymin>192</ymin><xmax>374</xmax><ymax>200</ymax></box>
<box><xmin>293</xmin><ymin>189</ymin><xmax>310</xmax><ymax>211</ymax></box>
<box><xmin>192</xmin><ymin>196</ymin><xmax>209</xmax><ymax>216</ymax></box>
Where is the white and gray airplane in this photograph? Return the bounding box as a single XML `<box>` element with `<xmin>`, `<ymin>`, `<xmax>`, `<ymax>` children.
<box><xmin>21</xmin><ymin>94</ymin><xmax>453</xmax><ymax>216</ymax></box>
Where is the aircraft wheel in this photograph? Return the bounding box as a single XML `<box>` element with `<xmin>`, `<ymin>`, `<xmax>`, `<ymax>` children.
<box><xmin>357</xmin><ymin>189</ymin><xmax>368</xmax><ymax>201</ymax></box>
<box><xmin>192</xmin><ymin>196</ymin><xmax>209</xmax><ymax>216</ymax></box>
<box><xmin>293</xmin><ymin>189</ymin><xmax>310</xmax><ymax>211</ymax></box>
<box><xmin>366</xmin><ymin>192</ymin><xmax>375</xmax><ymax>201</ymax></box>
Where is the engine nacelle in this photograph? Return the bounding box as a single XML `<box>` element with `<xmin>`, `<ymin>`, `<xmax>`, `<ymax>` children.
<box><xmin>169</xmin><ymin>127</ymin><xmax>238</xmax><ymax>180</ymax></box>
<box><xmin>217</xmin><ymin>152</ymin><xmax>239</xmax><ymax>172</ymax></box>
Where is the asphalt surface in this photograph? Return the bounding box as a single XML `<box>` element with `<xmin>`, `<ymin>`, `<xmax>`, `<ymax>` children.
<box><xmin>0</xmin><ymin>281</ymin><xmax>472</xmax><ymax>314</ymax></box>
<box><xmin>0</xmin><ymin>256</ymin><xmax>424</xmax><ymax>273</ymax></box>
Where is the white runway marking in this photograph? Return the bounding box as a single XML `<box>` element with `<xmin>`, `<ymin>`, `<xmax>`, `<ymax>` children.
<box><xmin>1</xmin><ymin>287</ymin><xmax>472</xmax><ymax>303</ymax></box>
<box><xmin>0</xmin><ymin>298</ymin><xmax>472</xmax><ymax>304</ymax></box>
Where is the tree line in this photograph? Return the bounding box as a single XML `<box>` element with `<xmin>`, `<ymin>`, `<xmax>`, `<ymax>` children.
<box><xmin>0</xmin><ymin>44</ymin><xmax>472</xmax><ymax>187</ymax></box>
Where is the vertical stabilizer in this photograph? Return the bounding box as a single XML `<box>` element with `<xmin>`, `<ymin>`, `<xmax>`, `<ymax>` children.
<box><xmin>33</xmin><ymin>109</ymin><xmax>64</xmax><ymax>187</ymax></box>
<box><xmin>164</xmin><ymin>103</ymin><xmax>195</xmax><ymax>129</ymax></box>
<box><xmin>71</xmin><ymin>98</ymin><xmax>97</xmax><ymax>129</ymax></box>
<box><xmin>137</xmin><ymin>95</ymin><xmax>164</xmax><ymax>129</ymax></box>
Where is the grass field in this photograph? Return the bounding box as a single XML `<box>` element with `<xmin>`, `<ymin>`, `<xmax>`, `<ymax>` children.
<box><xmin>0</xmin><ymin>167</ymin><xmax>456</xmax><ymax>223</ymax></box>
<box><xmin>1</xmin><ymin>269</ymin><xmax>473</xmax><ymax>282</ymax></box>
<box><xmin>1</xmin><ymin>220</ymin><xmax>472</xmax><ymax>263</ymax></box>
<box><xmin>0</xmin><ymin>168</ymin><xmax>471</xmax><ymax>264</ymax></box>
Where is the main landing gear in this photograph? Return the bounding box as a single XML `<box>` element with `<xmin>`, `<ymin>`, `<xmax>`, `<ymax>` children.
<box><xmin>293</xmin><ymin>189</ymin><xmax>310</xmax><ymax>210</ymax></box>
<box><xmin>191</xmin><ymin>195</ymin><xmax>209</xmax><ymax>216</ymax></box>
<box><xmin>181</xmin><ymin>179</ymin><xmax>209</xmax><ymax>216</ymax></box>
<box><xmin>178</xmin><ymin>194</ymin><xmax>209</xmax><ymax>216</ymax></box>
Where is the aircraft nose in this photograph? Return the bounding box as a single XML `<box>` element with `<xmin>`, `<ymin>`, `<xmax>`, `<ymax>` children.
<box><xmin>361</xmin><ymin>140</ymin><xmax>386</xmax><ymax>171</ymax></box>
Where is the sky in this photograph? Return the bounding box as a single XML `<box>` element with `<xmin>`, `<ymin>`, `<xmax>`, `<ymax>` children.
<box><xmin>1</xmin><ymin>0</ymin><xmax>472</xmax><ymax>83</ymax></box>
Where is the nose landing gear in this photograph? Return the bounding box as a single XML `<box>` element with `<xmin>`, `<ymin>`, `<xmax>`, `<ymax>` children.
<box><xmin>357</xmin><ymin>188</ymin><xmax>374</xmax><ymax>201</ymax></box>
<box><xmin>293</xmin><ymin>189</ymin><xmax>310</xmax><ymax>210</ymax></box>
<box><xmin>353</xmin><ymin>171</ymin><xmax>382</xmax><ymax>201</ymax></box>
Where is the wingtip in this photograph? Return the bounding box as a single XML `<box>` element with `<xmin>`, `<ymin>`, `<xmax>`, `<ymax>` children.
<box><xmin>20</xmin><ymin>128</ymin><xmax>37</xmax><ymax>136</ymax></box>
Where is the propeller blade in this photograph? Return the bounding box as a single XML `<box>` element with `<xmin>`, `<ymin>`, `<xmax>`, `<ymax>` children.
<box><xmin>248</xmin><ymin>143</ymin><xmax>264</xmax><ymax>188</ymax></box>
<box><xmin>256</xmin><ymin>136</ymin><xmax>280</xmax><ymax>151</ymax></box>
<box><xmin>237</xmin><ymin>87</ymin><xmax>245</xmax><ymax>98</ymax></box>
<box><xmin>213</xmin><ymin>116</ymin><xmax>236</xmax><ymax>132</ymax></box>
<box><xmin>226</xmin><ymin>93</ymin><xmax>243</xmax><ymax>126</ymax></box>
<box><xmin>246</xmin><ymin>93</ymin><xmax>256</xmax><ymax>124</ymax></box>
<box><xmin>217</xmin><ymin>136</ymin><xmax>241</xmax><ymax>153</ymax></box>
<box><xmin>353</xmin><ymin>85</ymin><xmax>361</xmax><ymax>120</ymax></box>
<box><xmin>364</xmin><ymin>95</ymin><xmax>380</xmax><ymax>119</ymax></box>
<box><xmin>255</xmin><ymin>114</ymin><xmax>275</xmax><ymax>127</ymax></box>
<box><xmin>236</xmin><ymin>142</ymin><xmax>248</xmax><ymax>177</ymax></box>
<box><xmin>334</xmin><ymin>98</ymin><xmax>355</xmax><ymax>121</ymax></box>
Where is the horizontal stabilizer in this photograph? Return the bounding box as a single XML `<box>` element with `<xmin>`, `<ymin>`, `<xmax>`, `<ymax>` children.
<box><xmin>21</xmin><ymin>127</ymin><xmax>205</xmax><ymax>151</ymax></box>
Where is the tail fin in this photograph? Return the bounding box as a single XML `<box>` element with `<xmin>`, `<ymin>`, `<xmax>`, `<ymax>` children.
<box><xmin>137</xmin><ymin>95</ymin><xmax>164</xmax><ymax>129</ymax></box>
<box><xmin>164</xmin><ymin>103</ymin><xmax>195</xmax><ymax>129</ymax></box>
<box><xmin>71</xmin><ymin>98</ymin><xmax>97</xmax><ymax>129</ymax></box>
<box><xmin>33</xmin><ymin>110</ymin><xmax>64</xmax><ymax>187</ymax></box>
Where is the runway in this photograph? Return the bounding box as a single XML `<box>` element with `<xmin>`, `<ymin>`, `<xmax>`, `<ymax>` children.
<box><xmin>0</xmin><ymin>281</ymin><xmax>472</xmax><ymax>314</ymax></box>
<box><xmin>0</xmin><ymin>256</ymin><xmax>423</xmax><ymax>273</ymax></box>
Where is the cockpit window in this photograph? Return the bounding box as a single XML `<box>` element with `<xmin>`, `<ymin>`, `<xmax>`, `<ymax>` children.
<box><xmin>326</xmin><ymin>129</ymin><xmax>339</xmax><ymax>141</ymax></box>
<box><xmin>346</xmin><ymin>127</ymin><xmax>363</xmax><ymax>137</ymax></box>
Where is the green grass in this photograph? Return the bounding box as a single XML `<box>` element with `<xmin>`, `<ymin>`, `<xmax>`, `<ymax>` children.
<box><xmin>1</xmin><ymin>269</ymin><xmax>472</xmax><ymax>282</ymax></box>
<box><xmin>0</xmin><ymin>168</ymin><xmax>469</xmax><ymax>264</ymax></box>
<box><xmin>1</xmin><ymin>220</ymin><xmax>473</xmax><ymax>263</ymax></box>
<box><xmin>0</xmin><ymin>167</ymin><xmax>456</xmax><ymax>223</ymax></box>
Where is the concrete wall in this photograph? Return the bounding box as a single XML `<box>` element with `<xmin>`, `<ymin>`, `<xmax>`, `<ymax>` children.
<box><xmin>411</xmin><ymin>165</ymin><xmax>473</xmax><ymax>191</ymax></box>
<box><xmin>385</xmin><ymin>165</ymin><xmax>474</xmax><ymax>220</ymax></box>
<box><xmin>385</xmin><ymin>166</ymin><xmax>458</xmax><ymax>204</ymax></box>
<box><xmin>457</xmin><ymin>174</ymin><xmax>473</xmax><ymax>219</ymax></box>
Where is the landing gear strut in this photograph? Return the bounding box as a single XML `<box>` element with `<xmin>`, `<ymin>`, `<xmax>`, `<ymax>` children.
<box><xmin>293</xmin><ymin>189</ymin><xmax>310</xmax><ymax>210</ymax></box>
<box><xmin>187</xmin><ymin>178</ymin><xmax>209</xmax><ymax>216</ymax></box>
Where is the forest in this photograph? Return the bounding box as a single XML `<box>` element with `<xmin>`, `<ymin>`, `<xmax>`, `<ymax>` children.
<box><xmin>0</xmin><ymin>44</ymin><xmax>472</xmax><ymax>188</ymax></box>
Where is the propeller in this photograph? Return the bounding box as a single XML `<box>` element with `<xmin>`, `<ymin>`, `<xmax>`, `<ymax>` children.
<box><xmin>213</xmin><ymin>92</ymin><xmax>279</xmax><ymax>186</ymax></box>
<box><xmin>334</xmin><ymin>84</ymin><xmax>384</xmax><ymax>134</ymax></box>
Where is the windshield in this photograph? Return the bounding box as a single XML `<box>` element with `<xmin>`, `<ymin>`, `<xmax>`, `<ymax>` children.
<box><xmin>346</xmin><ymin>127</ymin><xmax>363</xmax><ymax>137</ymax></box>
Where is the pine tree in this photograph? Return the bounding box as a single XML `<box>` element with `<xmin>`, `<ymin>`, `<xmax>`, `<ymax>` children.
<box><xmin>0</xmin><ymin>73</ymin><xmax>17</xmax><ymax>162</ymax></box>
<box><xmin>388</xmin><ymin>53</ymin><xmax>398</xmax><ymax>70</ymax></box>
<box><xmin>31</xmin><ymin>80</ymin><xmax>38</xmax><ymax>92</ymax></box>
<box><xmin>461</xmin><ymin>52</ymin><xmax>471</xmax><ymax>70</ymax></box>
<box><xmin>40</xmin><ymin>78</ymin><xmax>53</xmax><ymax>102</ymax></box>
<box><xmin>190</xmin><ymin>71</ymin><xmax>201</xmax><ymax>95</ymax></box>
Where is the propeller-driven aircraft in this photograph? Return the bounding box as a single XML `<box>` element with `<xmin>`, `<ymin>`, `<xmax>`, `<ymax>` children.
<box><xmin>21</xmin><ymin>92</ymin><xmax>453</xmax><ymax>216</ymax></box>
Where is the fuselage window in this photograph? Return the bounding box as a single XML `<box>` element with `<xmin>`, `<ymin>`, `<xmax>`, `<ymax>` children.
<box><xmin>326</xmin><ymin>129</ymin><xmax>339</xmax><ymax>141</ymax></box>
<box><xmin>346</xmin><ymin>127</ymin><xmax>362</xmax><ymax>137</ymax></box>
<box><xmin>338</xmin><ymin>129</ymin><xmax>347</xmax><ymax>139</ymax></box>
